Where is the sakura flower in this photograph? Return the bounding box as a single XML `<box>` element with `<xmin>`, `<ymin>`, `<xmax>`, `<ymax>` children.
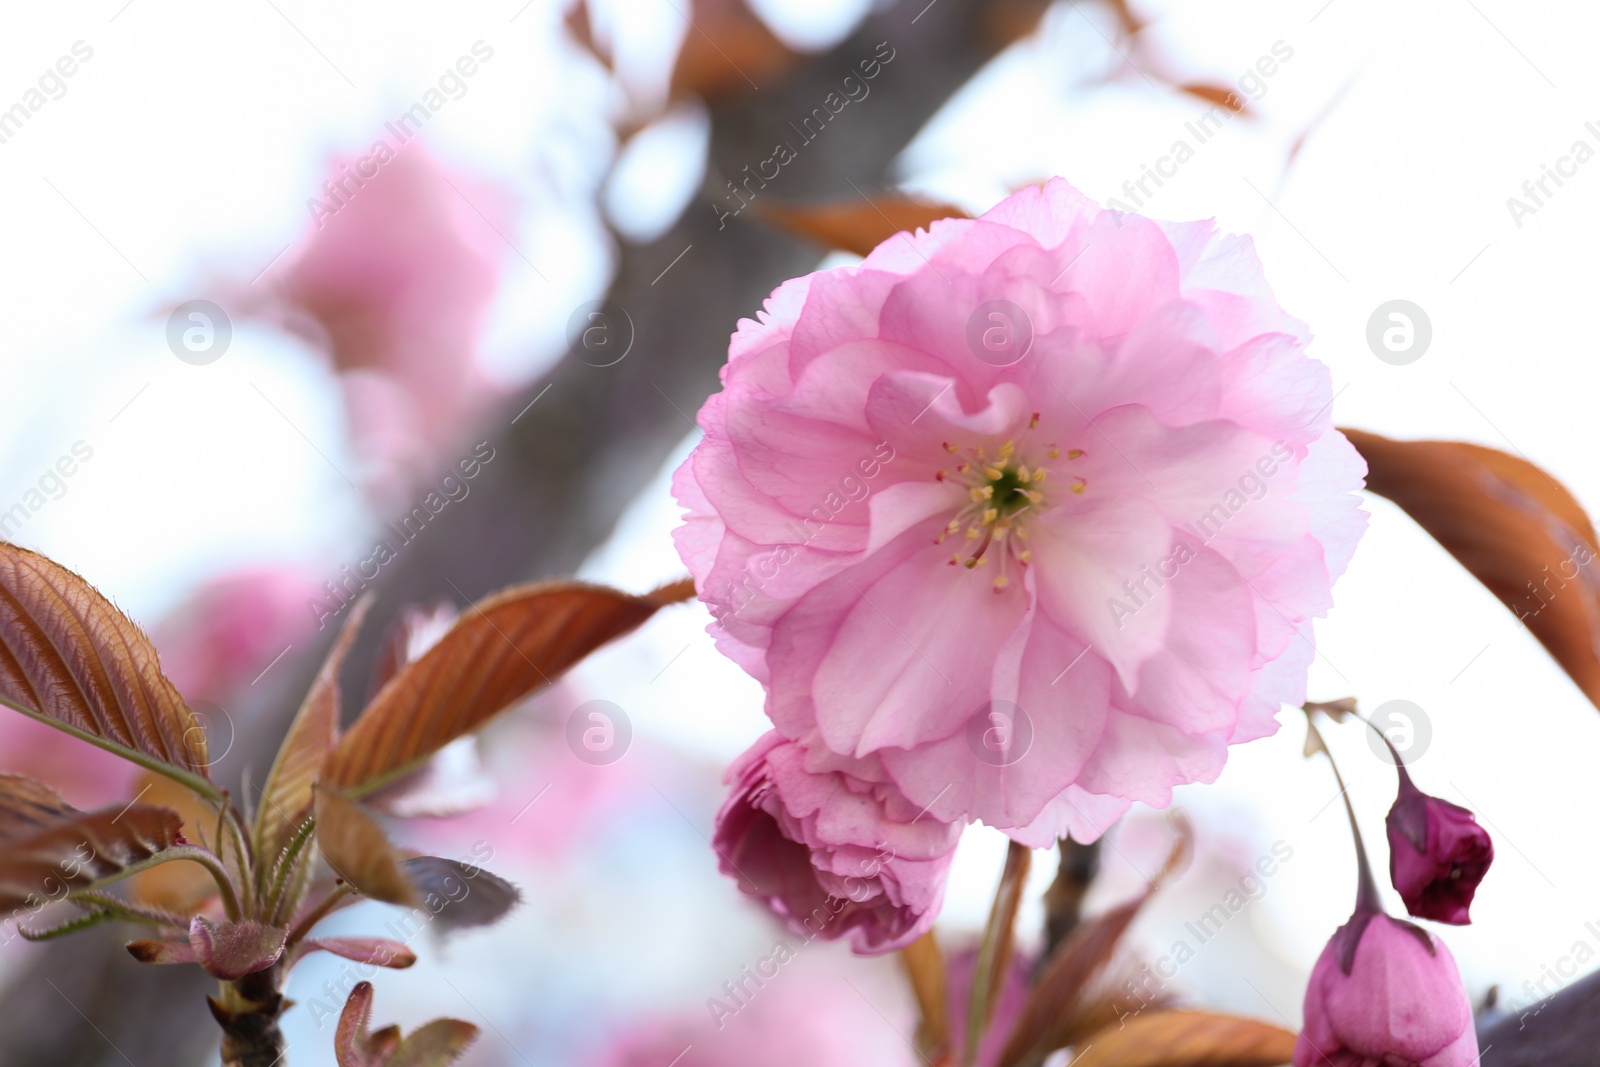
<box><xmin>713</xmin><ymin>732</ymin><xmax>960</xmax><ymax>954</ymax></box>
<box><xmin>675</xmin><ymin>178</ymin><xmax>1366</xmax><ymax>843</ymax></box>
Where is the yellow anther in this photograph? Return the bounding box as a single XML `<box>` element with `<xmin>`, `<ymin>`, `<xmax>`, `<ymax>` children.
<box><xmin>994</xmin><ymin>575</ymin><xmax>1010</xmax><ymax>590</ymax></box>
<box><xmin>1046</xmin><ymin>445</ymin><xmax>1061</xmax><ymax>459</ymax></box>
<box><xmin>984</xmin><ymin>466</ymin><xmax>1004</xmax><ymax>480</ymax></box>
<box><xmin>965</xmin><ymin>527</ymin><xmax>980</xmax><ymax>540</ymax></box>
<box><xmin>1067</xmin><ymin>448</ymin><xmax>1085</xmax><ymax>460</ymax></box>
<box><xmin>982</xmin><ymin>508</ymin><xmax>999</xmax><ymax>524</ymax></box>
<box><xmin>1069</xmin><ymin>479</ymin><xmax>1087</xmax><ymax>495</ymax></box>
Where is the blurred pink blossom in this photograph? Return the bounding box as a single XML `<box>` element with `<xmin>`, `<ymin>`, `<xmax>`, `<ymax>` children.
<box><xmin>251</xmin><ymin>147</ymin><xmax>513</xmax><ymax>498</ymax></box>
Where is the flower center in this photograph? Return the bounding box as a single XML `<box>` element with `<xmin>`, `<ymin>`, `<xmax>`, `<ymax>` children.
<box><xmin>934</xmin><ymin>413</ymin><xmax>1085</xmax><ymax>592</ymax></box>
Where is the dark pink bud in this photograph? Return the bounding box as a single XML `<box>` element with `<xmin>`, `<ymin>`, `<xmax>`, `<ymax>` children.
<box><xmin>1296</xmin><ymin>912</ymin><xmax>1477</xmax><ymax>1066</ymax></box>
<box><xmin>1386</xmin><ymin>771</ymin><xmax>1493</xmax><ymax>925</ymax></box>
<box><xmin>712</xmin><ymin>732</ymin><xmax>960</xmax><ymax>955</ymax></box>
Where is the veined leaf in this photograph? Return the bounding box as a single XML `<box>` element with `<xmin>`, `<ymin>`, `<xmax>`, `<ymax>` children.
<box><xmin>0</xmin><ymin>543</ymin><xmax>214</xmax><ymax>793</ymax></box>
<box><xmin>336</xmin><ymin>981</ymin><xmax>478</xmax><ymax>1067</ymax></box>
<box><xmin>755</xmin><ymin>196</ymin><xmax>969</xmax><ymax>257</ymax></box>
<box><xmin>1069</xmin><ymin>1010</ymin><xmax>1297</xmax><ymax>1067</ymax></box>
<box><xmin>314</xmin><ymin>788</ymin><xmax>416</xmax><ymax>908</ymax></box>
<box><xmin>0</xmin><ymin>773</ymin><xmax>184</xmax><ymax>912</ymax></box>
<box><xmin>256</xmin><ymin>597</ymin><xmax>373</xmax><ymax>855</ymax></box>
<box><xmin>323</xmin><ymin>579</ymin><xmax>691</xmax><ymax>793</ymax></box>
<box><xmin>1344</xmin><ymin>429</ymin><xmax>1600</xmax><ymax>709</ymax></box>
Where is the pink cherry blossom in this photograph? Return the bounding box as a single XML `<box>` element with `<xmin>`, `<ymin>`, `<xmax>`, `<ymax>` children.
<box><xmin>1295</xmin><ymin>912</ymin><xmax>1478</xmax><ymax>1067</ymax></box>
<box><xmin>674</xmin><ymin>178</ymin><xmax>1366</xmax><ymax>844</ymax></box>
<box><xmin>713</xmin><ymin>732</ymin><xmax>960</xmax><ymax>954</ymax></box>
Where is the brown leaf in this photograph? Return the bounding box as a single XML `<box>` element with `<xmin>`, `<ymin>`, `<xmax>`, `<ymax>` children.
<box><xmin>670</xmin><ymin>0</ymin><xmax>800</xmax><ymax>104</ymax></box>
<box><xmin>564</xmin><ymin>1</ymin><xmax>610</xmax><ymax>70</ymax></box>
<box><xmin>997</xmin><ymin>820</ymin><xmax>1192</xmax><ymax>1067</ymax></box>
<box><xmin>314</xmin><ymin>788</ymin><xmax>416</xmax><ymax>907</ymax></box>
<box><xmin>387</xmin><ymin>1020</ymin><xmax>481</xmax><ymax>1067</ymax></box>
<box><xmin>0</xmin><ymin>773</ymin><xmax>184</xmax><ymax>911</ymax></box>
<box><xmin>126</xmin><ymin>937</ymin><xmax>196</xmax><ymax>965</ymax></box>
<box><xmin>1178</xmin><ymin>84</ymin><xmax>1248</xmax><ymax>115</ymax></box>
<box><xmin>1344</xmin><ymin>428</ymin><xmax>1600</xmax><ymax>709</ymax></box>
<box><xmin>124</xmin><ymin>772</ymin><xmax>222</xmax><ymax>917</ymax></box>
<box><xmin>256</xmin><ymin>597</ymin><xmax>374</xmax><ymax>855</ymax></box>
<box><xmin>0</xmin><ymin>543</ymin><xmax>212</xmax><ymax>786</ymax></box>
<box><xmin>900</xmin><ymin>931</ymin><xmax>949</xmax><ymax>1058</ymax></box>
<box><xmin>755</xmin><ymin>196</ymin><xmax>969</xmax><ymax>257</ymax></box>
<box><xmin>981</xmin><ymin>0</ymin><xmax>1054</xmax><ymax>50</ymax></box>
<box><xmin>323</xmin><ymin>580</ymin><xmax>687</xmax><ymax>793</ymax></box>
<box><xmin>1070</xmin><ymin>1010</ymin><xmax>1297</xmax><ymax>1067</ymax></box>
<box><xmin>336</xmin><ymin>982</ymin><xmax>478</xmax><ymax>1067</ymax></box>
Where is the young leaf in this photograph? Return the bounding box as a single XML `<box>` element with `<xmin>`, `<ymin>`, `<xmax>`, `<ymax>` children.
<box><xmin>336</xmin><ymin>981</ymin><xmax>478</xmax><ymax>1067</ymax></box>
<box><xmin>1067</xmin><ymin>1010</ymin><xmax>1297</xmax><ymax>1067</ymax></box>
<box><xmin>755</xmin><ymin>196</ymin><xmax>969</xmax><ymax>257</ymax></box>
<box><xmin>314</xmin><ymin>788</ymin><xmax>417</xmax><ymax>907</ymax></box>
<box><xmin>401</xmin><ymin>857</ymin><xmax>521</xmax><ymax>934</ymax></box>
<box><xmin>1344</xmin><ymin>428</ymin><xmax>1600</xmax><ymax>709</ymax></box>
<box><xmin>0</xmin><ymin>543</ymin><xmax>213</xmax><ymax>791</ymax></box>
<box><xmin>256</xmin><ymin>596</ymin><xmax>373</xmax><ymax>855</ymax></box>
<box><xmin>126</xmin><ymin>937</ymin><xmax>197</xmax><ymax>965</ymax></box>
<box><xmin>997</xmin><ymin>823</ymin><xmax>1192</xmax><ymax>1067</ymax></box>
<box><xmin>188</xmin><ymin>916</ymin><xmax>287</xmax><ymax>980</ymax></box>
<box><xmin>0</xmin><ymin>773</ymin><xmax>184</xmax><ymax>912</ymax></box>
<box><xmin>323</xmin><ymin>580</ymin><xmax>689</xmax><ymax>793</ymax></box>
<box><xmin>298</xmin><ymin>936</ymin><xmax>416</xmax><ymax>969</ymax></box>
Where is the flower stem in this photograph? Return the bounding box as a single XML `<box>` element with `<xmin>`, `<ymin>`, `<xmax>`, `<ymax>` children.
<box><xmin>1303</xmin><ymin>713</ymin><xmax>1382</xmax><ymax>914</ymax></box>
<box><xmin>964</xmin><ymin>840</ymin><xmax>1030</xmax><ymax>1067</ymax></box>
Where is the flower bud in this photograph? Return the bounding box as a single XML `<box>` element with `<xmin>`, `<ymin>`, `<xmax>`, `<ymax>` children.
<box><xmin>1386</xmin><ymin>770</ymin><xmax>1493</xmax><ymax>924</ymax></box>
<box><xmin>1295</xmin><ymin>911</ymin><xmax>1478</xmax><ymax>1066</ymax></box>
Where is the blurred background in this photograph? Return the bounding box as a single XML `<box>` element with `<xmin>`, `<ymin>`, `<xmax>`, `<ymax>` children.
<box><xmin>1</xmin><ymin>0</ymin><xmax>1596</xmax><ymax>1063</ymax></box>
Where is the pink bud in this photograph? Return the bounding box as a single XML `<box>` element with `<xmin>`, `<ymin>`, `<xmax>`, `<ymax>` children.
<box><xmin>712</xmin><ymin>732</ymin><xmax>960</xmax><ymax>955</ymax></box>
<box><xmin>1386</xmin><ymin>772</ymin><xmax>1493</xmax><ymax>925</ymax></box>
<box><xmin>1295</xmin><ymin>911</ymin><xmax>1478</xmax><ymax>1067</ymax></box>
